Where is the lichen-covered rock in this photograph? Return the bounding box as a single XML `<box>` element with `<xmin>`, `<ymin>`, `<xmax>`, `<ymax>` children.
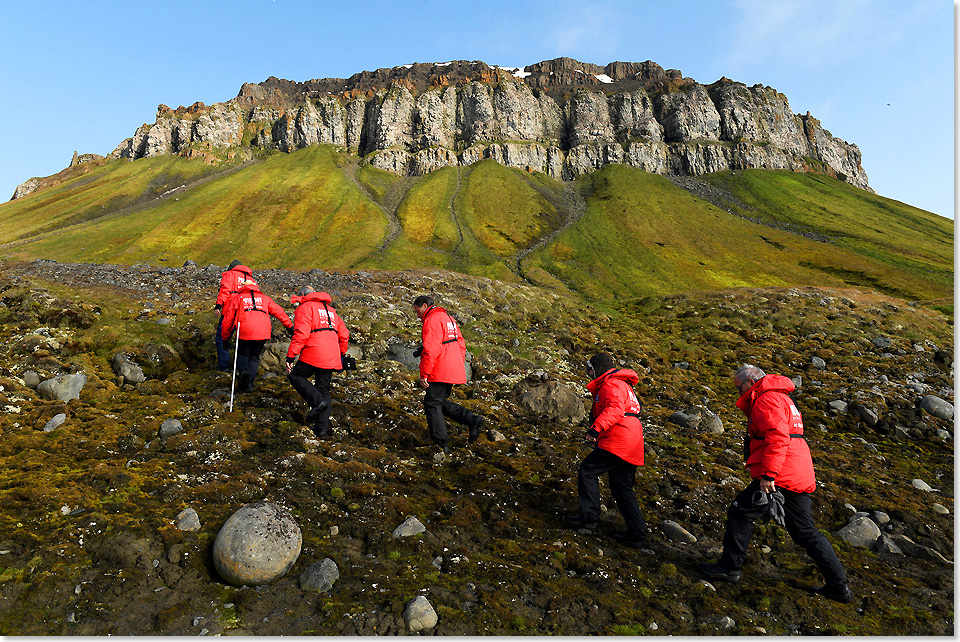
<box><xmin>213</xmin><ymin>501</ymin><xmax>302</xmax><ymax>586</ymax></box>
<box><xmin>919</xmin><ymin>395</ymin><xmax>953</xmax><ymax>421</ymax></box>
<box><xmin>37</xmin><ymin>373</ymin><xmax>87</xmax><ymax>401</ymax></box>
<box><xmin>392</xmin><ymin>516</ymin><xmax>426</xmax><ymax>539</ymax></box>
<box><xmin>835</xmin><ymin>516</ymin><xmax>880</xmax><ymax>548</ymax></box>
<box><xmin>299</xmin><ymin>558</ymin><xmax>340</xmax><ymax>593</ymax></box>
<box><xmin>403</xmin><ymin>595</ymin><xmax>438</xmax><ymax>632</ymax></box>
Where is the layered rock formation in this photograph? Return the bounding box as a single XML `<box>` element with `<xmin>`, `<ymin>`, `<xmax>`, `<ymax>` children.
<box><xmin>111</xmin><ymin>58</ymin><xmax>870</xmax><ymax>189</ymax></box>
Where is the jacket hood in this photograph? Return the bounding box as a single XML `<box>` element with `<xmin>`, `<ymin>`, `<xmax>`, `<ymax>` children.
<box><xmin>292</xmin><ymin>291</ymin><xmax>332</xmax><ymax>306</ymax></box>
<box><xmin>229</xmin><ymin>264</ymin><xmax>253</xmax><ymax>276</ymax></box>
<box><xmin>237</xmin><ymin>280</ymin><xmax>261</xmax><ymax>293</ymax></box>
<box><xmin>587</xmin><ymin>367</ymin><xmax>639</xmax><ymax>394</ymax></box>
<box><xmin>736</xmin><ymin>374</ymin><xmax>796</xmax><ymax>411</ymax></box>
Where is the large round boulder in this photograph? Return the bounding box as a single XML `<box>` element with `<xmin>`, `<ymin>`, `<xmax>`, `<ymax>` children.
<box><xmin>213</xmin><ymin>501</ymin><xmax>302</xmax><ymax>586</ymax></box>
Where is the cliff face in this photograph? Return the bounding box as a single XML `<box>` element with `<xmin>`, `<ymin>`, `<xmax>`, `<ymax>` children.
<box><xmin>110</xmin><ymin>58</ymin><xmax>870</xmax><ymax>190</ymax></box>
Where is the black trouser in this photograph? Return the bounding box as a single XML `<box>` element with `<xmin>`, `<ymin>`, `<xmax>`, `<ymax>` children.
<box><xmin>719</xmin><ymin>478</ymin><xmax>847</xmax><ymax>586</ymax></box>
<box><xmin>423</xmin><ymin>382</ymin><xmax>479</xmax><ymax>447</ymax></box>
<box><xmin>216</xmin><ymin>316</ymin><xmax>232</xmax><ymax>369</ymax></box>
<box><xmin>288</xmin><ymin>361</ymin><xmax>333</xmax><ymax>435</ymax></box>
<box><xmin>577</xmin><ymin>447</ymin><xmax>647</xmax><ymax>533</ymax></box>
<box><xmin>235</xmin><ymin>338</ymin><xmax>267</xmax><ymax>391</ymax></box>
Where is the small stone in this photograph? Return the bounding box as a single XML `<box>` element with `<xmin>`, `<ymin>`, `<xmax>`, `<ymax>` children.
<box><xmin>212</xmin><ymin>501</ymin><xmax>302</xmax><ymax>586</ymax></box>
<box><xmin>810</xmin><ymin>356</ymin><xmax>826</xmax><ymax>369</ymax></box>
<box><xmin>911</xmin><ymin>479</ymin><xmax>936</xmax><ymax>492</ymax></box>
<box><xmin>720</xmin><ymin>616</ymin><xmax>736</xmax><ymax>629</ymax></box>
<box><xmin>159</xmin><ymin>419</ymin><xmax>183</xmax><ymax>438</ymax></box>
<box><xmin>871</xmin><ymin>511</ymin><xmax>890</xmax><ymax>524</ymax></box>
<box><xmin>828</xmin><ymin>400</ymin><xmax>848</xmax><ymax>413</ymax></box>
<box><xmin>648</xmin><ymin>622</ymin><xmax>659</xmax><ymax>631</ymax></box>
<box><xmin>392</xmin><ymin>515</ymin><xmax>426</xmax><ymax>539</ymax></box>
<box><xmin>329</xmin><ymin>525</ymin><xmax>339</xmax><ymax>536</ymax></box>
<box><xmin>176</xmin><ymin>508</ymin><xmax>201</xmax><ymax>532</ymax></box>
<box><xmin>660</xmin><ymin>520</ymin><xmax>697</xmax><ymax>544</ymax></box>
<box><xmin>36</xmin><ymin>373</ymin><xmax>87</xmax><ymax>402</ymax></box>
<box><xmin>919</xmin><ymin>395</ymin><xmax>954</xmax><ymax>421</ymax></box>
<box><xmin>759</xmin><ymin>545</ymin><xmax>771</xmax><ymax>554</ymax></box>
<box><xmin>933</xmin><ymin>503</ymin><xmax>950</xmax><ymax>515</ymax></box>
<box><xmin>43</xmin><ymin>413</ymin><xmax>67</xmax><ymax>432</ymax></box>
<box><xmin>403</xmin><ymin>595</ymin><xmax>438</xmax><ymax>632</ymax></box>
<box><xmin>835</xmin><ymin>516</ymin><xmax>881</xmax><ymax>548</ymax></box>
<box><xmin>22</xmin><ymin>371</ymin><xmax>41</xmax><ymax>389</ymax></box>
<box><xmin>299</xmin><ymin>558</ymin><xmax>340</xmax><ymax>593</ymax></box>
<box><xmin>875</xmin><ymin>535</ymin><xmax>903</xmax><ymax>555</ymax></box>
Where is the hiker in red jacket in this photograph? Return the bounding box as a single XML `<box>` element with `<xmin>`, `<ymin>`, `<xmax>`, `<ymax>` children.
<box><xmin>412</xmin><ymin>295</ymin><xmax>484</xmax><ymax>453</ymax></box>
<box><xmin>213</xmin><ymin>260</ymin><xmax>253</xmax><ymax>370</ymax></box>
<box><xmin>699</xmin><ymin>364</ymin><xmax>852</xmax><ymax>603</ymax></box>
<box><xmin>220</xmin><ymin>279</ymin><xmax>293</xmax><ymax>393</ymax></box>
<box><xmin>565</xmin><ymin>353</ymin><xmax>649</xmax><ymax>548</ymax></box>
<box><xmin>286</xmin><ymin>287</ymin><xmax>350</xmax><ymax>438</ymax></box>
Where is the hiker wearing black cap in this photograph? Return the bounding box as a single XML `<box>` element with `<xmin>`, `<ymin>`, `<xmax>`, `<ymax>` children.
<box><xmin>214</xmin><ymin>260</ymin><xmax>253</xmax><ymax>370</ymax></box>
<box><xmin>220</xmin><ymin>278</ymin><xmax>293</xmax><ymax>393</ymax></box>
<box><xmin>698</xmin><ymin>364</ymin><xmax>853</xmax><ymax>603</ymax></box>
<box><xmin>286</xmin><ymin>287</ymin><xmax>350</xmax><ymax>438</ymax></box>
<box><xmin>565</xmin><ymin>353</ymin><xmax>649</xmax><ymax>548</ymax></box>
<box><xmin>412</xmin><ymin>295</ymin><xmax>484</xmax><ymax>454</ymax></box>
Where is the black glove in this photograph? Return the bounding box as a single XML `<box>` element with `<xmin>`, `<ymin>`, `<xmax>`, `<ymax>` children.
<box><xmin>342</xmin><ymin>354</ymin><xmax>357</xmax><ymax>371</ymax></box>
<box><xmin>413</xmin><ymin>344</ymin><xmax>423</xmax><ymax>358</ymax></box>
<box><xmin>586</xmin><ymin>427</ymin><xmax>600</xmax><ymax>441</ymax></box>
<box><xmin>286</xmin><ymin>356</ymin><xmax>295</xmax><ymax>366</ymax></box>
<box><xmin>286</xmin><ymin>326</ymin><xmax>295</xmax><ymax>337</ymax></box>
<box><xmin>214</xmin><ymin>303</ymin><xmax>223</xmax><ymax>312</ymax></box>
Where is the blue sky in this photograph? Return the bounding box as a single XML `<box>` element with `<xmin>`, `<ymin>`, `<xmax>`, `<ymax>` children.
<box><xmin>0</xmin><ymin>0</ymin><xmax>953</xmax><ymax>219</ymax></box>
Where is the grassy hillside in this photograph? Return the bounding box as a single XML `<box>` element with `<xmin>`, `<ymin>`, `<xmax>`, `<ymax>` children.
<box><xmin>0</xmin><ymin>148</ymin><xmax>951</xmax><ymax>310</ymax></box>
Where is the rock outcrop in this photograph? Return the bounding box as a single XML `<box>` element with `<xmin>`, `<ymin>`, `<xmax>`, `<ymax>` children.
<box><xmin>109</xmin><ymin>58</ymin><xmax>870</xmax><ymax>190</ymax></box>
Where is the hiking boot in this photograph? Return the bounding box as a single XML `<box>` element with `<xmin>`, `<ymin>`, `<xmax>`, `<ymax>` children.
<box><xmin>612</xmin><ymin>530</ymin><xmax>649</xmax><ymax>548</ymax></box>
<box><xmin>305</xmin><ymin>400</ymin><xmax>329</xmax><ymax>422</ymax></box>
<box><xmin>313</xmin><ymin>425</ymin><xmax>331</xmax><ymax>439</ymax></box>
<box><xmin>697</xmin><ymin>562</ymin><xmax>742</xmax><ymax>584</ymax></box>
<box><xmin>814</xmin><ymin>582</ymin><xmax>853</xmax><ymax>603</ymax></box>
<box><xmin>469</xmin><ymin>416</ymin><xmax>484</xmax><ymax>443</ymax></box>
<box><xmin>564</xmin><ymin>514</ymin><xmax>598</xmax><ymax>531</ymax></box>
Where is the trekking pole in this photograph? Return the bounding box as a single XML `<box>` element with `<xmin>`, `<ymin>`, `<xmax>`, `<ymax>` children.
<box><xmin>229</xmin><ymin>319</ymin><xmax>240</xmax><ymax>412</ymax></box>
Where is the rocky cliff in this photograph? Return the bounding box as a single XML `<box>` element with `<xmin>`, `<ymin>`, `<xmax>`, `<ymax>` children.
<box><xmin>108</xmin><ymin>58</ymin><xmax>870</xmax><ymax>190</ymax></box>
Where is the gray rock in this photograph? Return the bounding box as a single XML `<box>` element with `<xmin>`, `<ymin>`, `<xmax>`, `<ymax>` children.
<box><xmin>37</xmin><ymin>373</ymin><xmax>87</xmax><ymax>402</ymax></box>
<box><xmin>182</xmin><ymin>260</ymin><xmax>199</xmax><ymax>268</ymax></box>
<box><xmin>518</xmin><ymin>381</ymin><xmax>587</xmax><ymax>425</ymax></box>
<box><xmin>919</xmin><ymin>395</ymin><xmax>954</xmax><ymax>421</ymax></box>
<box><xmin>386</xmin><ymin>342</ymin><xmax>421</xmax><ymax>370</ymax></box>
<box><xmin>43</xmin><ymin>413</ymin><xmax>67</xmax><ymax>432</ymax></box>
<box><xmin>403</xmin><ymin>595</ymin><xmax>438</xmax><ymax>632</ymax></box>
<box><xmin>212</xmin><ymin>501</ymin><xmax>302</xmax><ymax>586</ymax></box>
<box><xmin>177</xmin><ymin>508</ymin><xmax>201</xmax><ymax>532</ymax></box>
<box><xmin>875</xmin><ymin>535</ymin><xmax>903</xmax><ymax>555</ymax></box>
<box><xmin>871</xmin><ymin>336</ymin><xmax>893</xmax><ymax>349</ymax></box>
<box><xmin>159</xmin><ymin>419</ymin><xmax>183</xmax><ymax>438</ymax></box>
<box><xmin>673</xmin><ymin>361</ymin><xmax>690</xmax><ymax>370</ymax></box>
<box><xmin>849</xmin><ymin>402</ymin><xmax>879</xmax><ymax>427</ymax></box>
<box><xmin>889</xmin><ymin>534</ymin><xmax>922</xmax><ymax>557</ymax></box>
<box><xmin>810</xmin><ymin>356</ymin><xmax>826</xmax><ymax>369</ymax></box>
<box><xmin>660</xmin><ymin>520</ymin><xmax>697</xmax><ymax>544</ymax></box>
<box><xmin>111</xmin><ymin>353</ymin><xmax>146</xmax><ymax>385</ymax></box>
<box><xmin>920</xmin><ymin>547</ymin><xmax>953</xmax><ymax>565</ymax></box>
<box><xmin>720</xmin><ymin>616</ymin><xmax>736</xmax><ymax>630</ymax></box>
<box><xmin>392</xmin><ymin>515</ymin><xmax>426</xmax><ymax>539</ymax></box>
<box><xmin>933</xmin><ymin>503</ymin><xmax>950</xmax><ymax>515</ymax></box>
<box><xmin>871</xmin><ymin>511</ymin><xmax>890</xmax><ymax>524</ymax></box>
<box><xmin>299</xmin><ymin>558</ymin><xmax>340</xmax><ymax>592</ymax></box>
<box><xmin>828</xmin><ymin>400</ymin><xmax>848</xmax><ymax>413</ymax></box>
<box><xmin>835</xmin><ymin>516</ymin><xmax>880</xmax><ymax>548</ymax></box>
<box><xmin>701</xmin><ymin>410</ymin><xmax>724</xmax><ymax>434</ymax></box>
<box><xmin>667</xmin><ymin>408</ymin><xmax>701</xmax><ymax>430</ymax></box>
<box><xmin>936</xmin><ymin>429</ymin><xmax>951</xmax><ymax>440</ymax></box>
<box><xmin>911</xmin><ymin>478</ymin><xmax>936</xmax><ymax>492</ymax></box>
<box><xmin>22</xmin><ymin>370</ymin><xmax>41</xmax><ymax>389</ymax></box>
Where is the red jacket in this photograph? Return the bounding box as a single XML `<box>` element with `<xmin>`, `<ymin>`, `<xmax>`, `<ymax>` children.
<box><xmin>216</xmin><ymin>265</ymin><xmax>254</xmax><ymax>308</ymax></box>
<box><xmin>220</xmin><ymin>283</ymin><xmax>292</xmax><ymax>341</ymax></box>
<box><xmin>737</xmin><ymin>374</ymin><xmax>816</xmax><ymax>493</ymax></box>
<box><xmin>286</xmin><ymin>291</ymin><xmax>350</xmax><ymax>369</ymax></box>
<box><xmin>419</xmin><ymin>306</ymin><xmax>466</xmax><ymax>384</ymax></box>
<box><xmin>587</xmin><ymin>368</ymin><xmax>645</xmax><ymax>466</ymax></box>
